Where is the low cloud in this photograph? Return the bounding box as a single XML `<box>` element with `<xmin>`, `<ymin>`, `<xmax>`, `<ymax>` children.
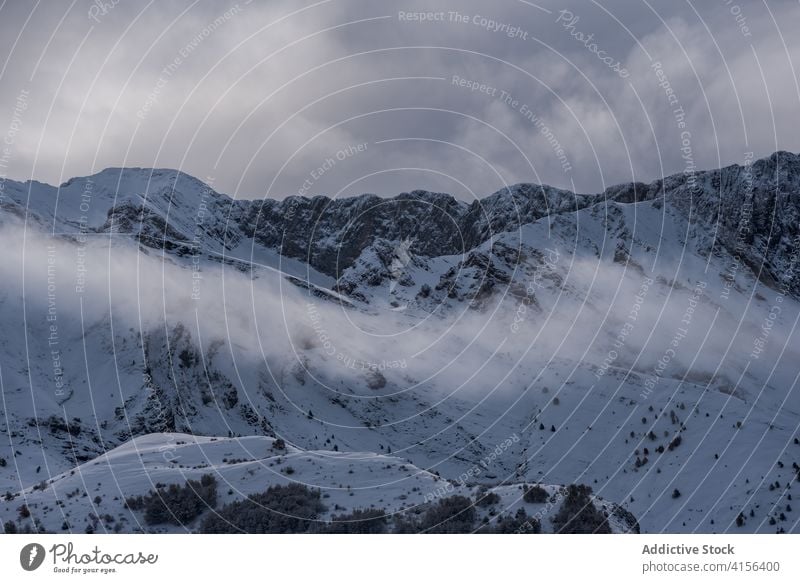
<box><xmin>2</xmin><ymin>221</ymin><xmax>793</xmax><ymax>414</ymax></box>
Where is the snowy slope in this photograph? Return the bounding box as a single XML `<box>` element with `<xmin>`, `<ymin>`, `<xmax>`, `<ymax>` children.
<box><xmin>1</xmin><ymin>433</ymin><xmax>635</xmax><ymax>534</ymax></box>
<box><xmin>1</xmin><ymin>154</ymin><xmax>800</xmax><ymax>534</ymax></box>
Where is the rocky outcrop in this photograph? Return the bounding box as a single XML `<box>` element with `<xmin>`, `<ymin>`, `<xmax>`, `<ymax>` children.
<box><xmin>5</xmin><ymin>152</ymin><xmax>800</xmax><ymax>296</ymax></box>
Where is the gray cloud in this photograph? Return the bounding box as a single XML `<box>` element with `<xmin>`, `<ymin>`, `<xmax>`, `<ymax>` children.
<box><xmin>0</xmin><ymin>0</ymin><xmax>798</xmax><ymax>200</ymax></box>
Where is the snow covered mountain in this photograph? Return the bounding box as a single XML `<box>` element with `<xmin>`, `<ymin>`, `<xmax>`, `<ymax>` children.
<box><xmin>3</xmin><ymin>433</ymin><xmax>637</xmax><ymax>534</ymax></box>
<box><xmin>1</xmin><ymin>153</ymin><xmax>799</xmax><ymax>533</ymax></box>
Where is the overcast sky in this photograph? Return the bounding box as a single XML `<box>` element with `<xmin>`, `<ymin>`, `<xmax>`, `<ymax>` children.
<box><xmin>0</xmin><ymin>0</ymin><xmax>798</xmax><ymax>201</ymax></box>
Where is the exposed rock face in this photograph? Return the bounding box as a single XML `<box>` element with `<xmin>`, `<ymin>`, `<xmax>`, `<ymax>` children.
<box><xmin>236</xmin><ymin>190</ymin><xmax>469</xmax><ymax>277</ymax></box>
<box><xmin>235</xmin><ymin>151</ymin><xmax>800</xmax><ymax>298</ymax></box>
<box><xmin>592</xmin><ymin>151</ymin><xmax>800</xmax><ymax>295</ymax></box>
<box><xmin>6</xmin><ymin>152</ymin><xmax>799</xmax><ymax>296</ymax></box>
<box><xmin>237</xmin><ymin>184</ymin><xmax>606</xmax><ymax>278</ymax></box>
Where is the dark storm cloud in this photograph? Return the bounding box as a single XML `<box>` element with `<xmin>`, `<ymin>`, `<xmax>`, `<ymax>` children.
<box><xmin>0</xmin><ymin>0</ymin><xmax>798</xmax><ymax>201</ymax></box>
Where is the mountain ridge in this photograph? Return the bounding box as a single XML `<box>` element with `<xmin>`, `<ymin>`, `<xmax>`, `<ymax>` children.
<box><xmin>4</xmin><ymin>150</ymin><xmax>798</xmax><ymax>295</ymax></box>
<box><xmin>14</xmin><ymin>148</ymin><xmax>791</xmax><ymax>202</ymax></box>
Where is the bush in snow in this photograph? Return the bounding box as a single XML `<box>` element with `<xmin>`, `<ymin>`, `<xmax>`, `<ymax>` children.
<box><xmin>321</xmin><ymin>508</ymin><xmax>388</xmax><ymax>533</ymax></box>
<box><xmin>395</xmin><ymin>495</ymin><xmax>477</xmax><ymax>533</ymax></box>
<box><xmin>551</xmin><ymin>484</ymin><xmax>611</xmax><ymax>534</ymax></box>
<box><xmin>200</xmin><ymin>483</ymin><xmax>325</xmax><ymax>533</ymax></box>
<box><xmin>475</xmin><ymin>489</ymin><xmax>501</xmax><ymax>507</ymax></box>
<box><xmin>125</xmin><ymin>474</ymin><xmax>217</xmax><ymax>526</ymax></box>
<box><xmin>523</xmin><ymin>484</ymin><xmax>549</xmax><ymax>504</ymax></box>
<box><xmin>483</xmin><ymin>508</ymin><xmax>541</xmax><ymax>534</ymax></box>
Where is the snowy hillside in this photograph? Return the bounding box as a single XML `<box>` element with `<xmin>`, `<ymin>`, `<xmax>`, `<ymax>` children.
<box><xmin>1</xmin><ymin>154</ymin><xmax>799</xmax><ymax>534</ymax></box>
<box><xmin>1</xmin><ymin>433</ymin><xmax>636</xmax><ymax>534</ymax></box>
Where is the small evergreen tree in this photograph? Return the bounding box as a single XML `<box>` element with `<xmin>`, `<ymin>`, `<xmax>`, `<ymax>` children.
<box><xmin>551</xmin><ymin>485</ymin><xmax>611</xmax><ymax>534</ymax></box>
<box><xmin>475</xmin><ymin>489</ymin><xmax>501</xmax><ymax>507</ymax></box>
<box><xmin>420</xmin><ymin>495</ymin><xmax>477</xmax><ymax>533</ymax></box>
<box><xmin>523</xmin><ymin>485</ymin><xmax>549</xmax><ymax>504</ymax></box>
<box><xmin>200</xmin><ymin>483</ymin><xmax>325</xmax><ymax>533</ymax></box>
<box><xmin>322</xmin><ymin>508</ymin><xmax>388</xmax><ymax>533</ymax></box>
<box><xmin>125</xmin><ymin>474</ymin><xmax>217</xmax><ymax>526</ymax></box>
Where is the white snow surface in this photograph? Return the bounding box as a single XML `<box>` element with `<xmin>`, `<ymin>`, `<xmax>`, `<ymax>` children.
<box><xmin>1</xmin><ymin>433</ymin><xmax>633</xmax><ymax>534</ymax></box>
<box><xmin>1</xmin><ymin>164</ymin><xmax>799</xmax><ymax>534</ymax></box>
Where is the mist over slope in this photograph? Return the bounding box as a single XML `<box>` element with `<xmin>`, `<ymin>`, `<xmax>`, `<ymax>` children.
<box><xmin>1</xmin><ymin>153</ymin><xmax>799</xmax><ymax>533</ymax></box>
